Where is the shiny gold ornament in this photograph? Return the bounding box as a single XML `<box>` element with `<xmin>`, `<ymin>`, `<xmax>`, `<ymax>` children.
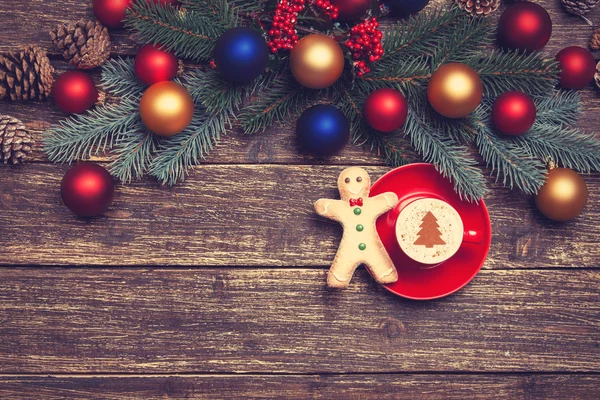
<box><xmin>139</xmin><ymin>81</ymin><xmax>194</xmax><ymax>137</ymax></box>
<box><xmin>427</xmin><ymin>63</ymin><xmax>483</xmax><ymax>118</ymax></box>
<box><xmin>535</xmin><ymin>167</ymin><xmax>588</xmax><ymax>222</ymax></box>
<box><xmin>290</xmin><ymin>34</ymin><xmax>345</xmax><ymax>89</ymax></box>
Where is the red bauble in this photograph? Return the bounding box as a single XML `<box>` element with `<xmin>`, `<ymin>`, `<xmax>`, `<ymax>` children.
<box><xmin>497</xmin><ymin>2</ymin><xmax>552</xmax><ymax>52</ymax></box>
<box><xmin>61</xmin><ymin>163</ymin><xmax>115</xmax><ymax>217</ymax></box>
<box><xmin>492</xmin><ymin>91</ymin><xmax>537</xmax><ymax>136</ymax></box>
<box><xmin>331</xmin><ymin>0</ymin><xmax>374</xmax><ymax>22</ymax></box>
<box><xmin>556</xmin><ymin>46</ymin><xmax>597</xmax><ymax>90</ymax></box>
<box><xmin>52</xmin><ymin>71</ymin><xmax>98</xmax><ymax>114</ymax></box>
<box><xmin>93</xmin><ymin>0</ymin><xmax>133</xmax><ymax>29</ymax></box>
<box><xmin>364</xmin><ymin>88</ymin><xmax>408</xmax><ymax>133</ymax></box>
<box><xmin>135</xmin><ymin>44</ymin><xmax>179</xmax><ymax>85</ymax></box>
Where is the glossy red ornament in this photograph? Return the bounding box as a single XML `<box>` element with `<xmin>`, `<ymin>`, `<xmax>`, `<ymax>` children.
<box><xmin>363</xmin><ymin>88</ymin><xmax>408</xmax><ymax>132</ymax></box>
<box><xmin>556</xmin><ymin>46</ymin><xmax>597</xmax><ymax>90</ymax></box>
<box><xmin>332</xmin><ymin>0</ymin><xmax>373</xmax><ymax>22</ymax></box>
<box><xmin>61</xmin><ymin>163</ymin><xmax>115</xmax><ymax>217</ymax></box>
<box><xmin>52</xmin><ymin>71</ymin><xmax>98</xmax><ymax>114</ymax></box>
<box><xmin>497</xmin><ymin>2</ymin><xmax>552</xmax><ymax>52</ymax></box>
<box><xmin>371</xmin><ymin>163</ymin><xmax>491</xmax><ymax>300</ymax></box>
<box><xmin>135</xmin><ymin>44</ymin><xmax>179</xmax><ymax>85</ymax></box>
<box><xmin>492</xmin><ymin>91</ymin><xmax>537</xmax><ymax>136</ymax></box>
<box><xmin>92</xmin><ymin>0</ymin><xmax>133</xmax><ymax>29</ymax></box>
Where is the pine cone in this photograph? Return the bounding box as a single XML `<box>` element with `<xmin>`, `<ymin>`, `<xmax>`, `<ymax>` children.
<box><xmin>455</xmin><ymin>0</ymin><xmax>500</xmax><ymax>16</ymax></box>
<box><xmin>0</xmin><ymin>46</ymin><xmax>54</xmax><ymax>101</ymax></box>
<box><xmin>50</xmin><ymin>20</ymin><xmax>111</xmax><ymax>70</ymax></box>
<box><xmin>561</xmin><ymin>0</ymin><xmax>600</xmax><ymax>15</ymax></box>
<box><xmin>0</xmin><ymin>115</ymin><xmax>34</xmax><ymax>164</ymax></box>
<box><xmin>590</xmin><ymin>28</ymin><xmax>600</xmax><ymax>51</ymax></box>
<box><xmin>595</xmin><ymin>61</ymin><xmax>600</xmax><ymax>90</ymax></box>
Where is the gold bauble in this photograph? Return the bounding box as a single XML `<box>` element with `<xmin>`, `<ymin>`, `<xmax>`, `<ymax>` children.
<box><xmin>535</xmin><ymin>168</ymin><xmax>588</xmax><ymax>222</ymax></box>
<box><xmin>427</xmin><ymin>63</ymin><xmax>483</xmax><ymax>119</ymax></box>
<box><xmin>290</xmin><ymin>34</ymin><xmax>345</xmax><ymax>89</ymax></box>
<box><xmin>140</xmin><ymin>81</ymin><xmax>194</xmax><ymax>137</ymax></box>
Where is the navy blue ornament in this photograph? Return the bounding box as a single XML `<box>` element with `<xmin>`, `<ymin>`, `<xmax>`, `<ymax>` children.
<box><xmin>381</xmin><ymin>0</ymin><xmax>429</xmax><ymax>18</ymax></box>
<box><xmin>214</xmin><ymin>27</ymin><xmax>269</xmax><ymax>84</ymax></box>
<box><xmin>297</xmin><ymin>105</ymin><xmax>350</xmax><ymax>157</ymax></box>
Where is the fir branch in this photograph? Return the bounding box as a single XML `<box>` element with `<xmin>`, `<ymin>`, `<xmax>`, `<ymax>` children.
<box><xmin>44</xmin><ymin>97</ymin><xmax>141</xmax><ymax>164</ymax></box>
<box><xmin>149</xmin><ymin>113</ymin><xmax>225</xmax><ymax>185</ymax></box>
<box><xmin>533</xmin><ymin>90</ymin><xmax>581</xmax><ymax>127</ymax></box>
<box><xmin>184</xmin><ymin>68</ymin><xmax>245</xmax><ymax>117</ymax></box>
<box><xmin>472</xmin><ymin>110</ymin><xmax>546</xmax><ymax>195</ymax></box>
<box><xmin>431</xmin><ymin>15</ymin><xmax>492</xmax><ymax>69</ymax></box>
<box><xmin>515</xmin><ymin>126</ymin><xmax>600</xmax><ymax>173</ymax></box>
<box><xmin>356</xmin><ymin>57</ymin><xmax>430</xmax><ymax>93</ymax></box>
<box><xmin>109</xmin><ymin>126</ymin><xmax>160</xmax><ymax>183</ymax></box>
<box><xmin>101</xmin><ymin>57</ymin><xmax>147</xmax><ymax>97</ymax></box>
<box><xmin>473</xmin><ymin>50</ymin><xmax>559</xmax><ymax>97</ymax></box>
<box><xmin>405</xmin><ymin>108</ymin><xmax>487</xmax><ymax>202</ymax></box>
<box><xmin>126</xmin><ymin>0</ymin><xmax>225</xmax><ymax>62</ymax></box>
<box><xmin>181</xmin><ymin>0</ymin><xmax>265</xmax><ymax>26</ymax></box>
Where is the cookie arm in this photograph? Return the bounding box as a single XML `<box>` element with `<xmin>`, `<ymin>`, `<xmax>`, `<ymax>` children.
<box><xmin>314</xmin><ymin>199</ymin><xmax>345</xmax><ymax>221</ymax></box>
<box><xmin>369</xmin><ymin>192</ymin><xmax>399</xmax><ymax>215</ymax></box>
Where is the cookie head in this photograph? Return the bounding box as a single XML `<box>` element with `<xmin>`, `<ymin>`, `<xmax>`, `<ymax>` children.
<box><xmin>338</xmin><ymin>167</ymin><xmax>371</xmax><ymax>200</ymax></box>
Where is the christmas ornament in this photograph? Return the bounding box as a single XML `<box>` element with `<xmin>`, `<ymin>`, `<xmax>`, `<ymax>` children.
<box><xmin>561</xmin><ymin>0</ymin><xmax>599</xmax><ymax>16</ymax></box>
<box><xmin>363</xmin><ymin>88</ymin><xmax>408</xmax><ymax>132</ymax></box>
<box><xmin>0</xmin><ymin>115</ymin><xmax>33</xmax><ymax>165</ymax></box>
<box><xmin>591</xmin><ymin>28</ymin><xmax>600</xmax><ymax>51</ymax></box>
<box><xmin>535</xmin><ymin>167</ymin><xmax>588</xmax><ymax>222</ymax></box>
<box><xmin>491</xmin><ymin>91</ymin><xmax>537</xmax><ymax>136</ymax></box>
<box><xmin>297</xmin><ymin>105</ymin><xmax>349</xmax><ymax>156</ymax></box>
<box><xmin>214</xmin><ymin>27</ymin><xmax>269</xmax><ymax>84</ymax></box>
<box><xmin>344</xmin><ymin>17</ymin><xmax>384</xmax><ymax>77</ymax></box>
<box><xmin>61</xmin><ymin>163</ymin><xmax>115</xmax><ymax>217</ymax></box>
<box><xmin>0</xmin><ymin>46</ymin><xmax>54</xmax><ymax>101</ymax></box>
<box><xmin>50</xmin><ymin>20</ymin><xmax>111</xmax><ymax>70</ymax></box>
<box><xmin>455</xmin><ymin>0</ymin><xmax>500</xmax><ymax>17</ymax></box>
<box><xmin>556</xmin><ymin>46</ymin><xmax>596</xmax><ymax>90</ymax></box>
<box><xmin>427</xmin><ymin>63</ymin><xmax>483</xmax><ymax>119</ymax></box>
<box><xmin>290</xmin><ymin>34</ymin><xmax>345</xmax><ymax>89</ymax></box>
<box><xmin>135</xmin><ymin>44</ymin><xmax>179</xmax><ymax>85</ymax></box>
<box><xmin>52</xmin><ymin>71</ymin><xmax>99</xmax><ymax>114</ymax></box>
<box><xmin>381</xmin><ymin>0</ymin><xmax>430</xmax><ymax>18</ymax></box>
<box><xmin>139</xmin><ymin>81</ymin><xmax>194</xmax><ymax>137</ymax></box>
<box><xmin>92</xmin><ymin>0</ymin><xmax>133</xmax><ymax>29</ymax></box>
<box><xmin>331</xmin><ymin>0</ymin><xmax>373</xmax><ymax>22</ymax></box>
<box><xmin>497</xmin><ymin>2</ymin><xmax>552</xmax><ymax>52</ymax></box>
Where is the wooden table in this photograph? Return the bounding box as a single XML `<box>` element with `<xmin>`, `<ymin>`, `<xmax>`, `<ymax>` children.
<box><xmin>1</xmin><ymin>1</ymin><xmax>599</xmax><ymax>399</ymax></box>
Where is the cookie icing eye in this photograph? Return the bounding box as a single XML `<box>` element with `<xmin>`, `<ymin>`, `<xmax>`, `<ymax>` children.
<box><xmin>345</xmin><ymin>177</ymin><xmax>351</xmax><ymax>183</ymax></box>
<box><xmin>357</xmin><ymin>177</ymin><xmax>363</xmax><ymax>182</ymax></box>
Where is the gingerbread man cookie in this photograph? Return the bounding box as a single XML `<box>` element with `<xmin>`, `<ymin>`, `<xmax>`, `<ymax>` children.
<box><xmin>315</xmin><ymin>167</ymin><xmax>399</xmax><ymax>289</ymax></box>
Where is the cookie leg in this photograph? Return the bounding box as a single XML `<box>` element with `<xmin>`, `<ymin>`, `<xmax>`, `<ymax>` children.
<box><xmin>327</xmin><ymin>254</ymin><xmax>361</xmax><ymax>289</ymax></box>
<box><xmin>365</xmin><ymin>249</ymin><xmax>398</xmax><ymax>285</ymax></box>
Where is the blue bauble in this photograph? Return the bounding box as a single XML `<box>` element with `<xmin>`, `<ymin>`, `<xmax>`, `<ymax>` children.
<box><xmin>297</xmin><ymin>105</ymin><xmax>350</xmax><ymax>157</ymax></box>
<box><xmin>382</xmin><ymin>0</ymin><xmax>429</xmax><ymax>18</ymax></box>
<box><xmin>214</xmin><ymin>27</ymin><xmax>269</xmax><ymax>84</ymax></box>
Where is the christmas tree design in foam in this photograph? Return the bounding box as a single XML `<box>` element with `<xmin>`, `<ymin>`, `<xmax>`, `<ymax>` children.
<box><xmin>413</xmin><ymin>211</ymin><xmax>446</xmax><ymax>248</ymax></box>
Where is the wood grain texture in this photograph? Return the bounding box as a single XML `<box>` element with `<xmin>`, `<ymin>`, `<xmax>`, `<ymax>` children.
<box><xmin>1</xmin><ymin>374</ymin><xmax>599</xmax><ymax>399</ymax></box>
<box><xmin>1</xmin><ymin>164</ymin><xmax>599</xmax><ymax>267</ymax></box>
<box><xmin>0</xmin><ymin>268</ymin><xmax>598</xmax><ymax>373</ymax></box>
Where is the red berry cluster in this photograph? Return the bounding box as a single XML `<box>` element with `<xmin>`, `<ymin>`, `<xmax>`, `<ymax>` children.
<box><xmin>312</xmin><ymin>0</ymin><xmax>339</xmax><ymax>20</ymax></box>
<box><xmin>344</xmin><ymin>17</ymin><xmax>384</xmax><ymax>77</ymax></box>
<box><xmin>268</xmin><ymin>0</ymin><xmax>306</xmax><ymax>53</ymax></box>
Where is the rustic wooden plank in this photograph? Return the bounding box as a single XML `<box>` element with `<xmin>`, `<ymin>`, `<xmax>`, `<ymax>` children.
<box><xmin>1</xmin><ymin>374</ymin><xmax>599</xmax><ymax>399</ymax></box>
<box><xmin>0</xmin><ymin>164</ymin><xmax>598</xmax><ymax>267</ymax></box>
<box><xmin>0</xmin><ymin>268</ymin><xmax>598</xmax><ymax>373</ymax></box>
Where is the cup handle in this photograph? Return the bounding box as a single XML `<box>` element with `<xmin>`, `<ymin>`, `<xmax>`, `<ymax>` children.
<box><xmin>463</xmin><ymin>230</ymin><xmax>484</xmax><ymax>244</ymax></box>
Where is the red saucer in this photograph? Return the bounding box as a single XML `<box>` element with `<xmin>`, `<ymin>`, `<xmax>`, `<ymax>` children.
<box><xmin>370</xmin><ymin>164</ymin><xmax>492</xmax><ymax>300</ymax></box>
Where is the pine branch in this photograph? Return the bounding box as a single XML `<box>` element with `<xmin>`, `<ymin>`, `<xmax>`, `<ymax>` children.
<box><xmin>101</xmin><ymin>57</ymin><xmax>147</xmax><ymax>97</ymax></box>
<box><xmin>109</xmin><ymin>126</ymin><xmax>160</xmax><ymax>183</ymax></box>
<box><xmin>356</xmin><ymin>57</ymin><xmax>430</xmax><ymax>93</ymax></box>
<box><xmin>431</xmin><ymin>15</ymin><xmax>492</xmax><ymax>69</ymax></box>
<box><xmin>533</xmin><ymin>90</ymin><xmax>581</xmax><ymax>127</ymax></box>
<box><xmin>181</xmin><ymin>0</ymin><xmax>265</xmax><ymax>26</ymax></box>
<box><xmin>44</xmin><ymin>97</ymin><xmax>141</xmax><ymax>163</ymax></box>
<box><xmin>185</xmin><ymin>68</ymin><xmax>245</xmax><ymax>117</ymax></box>
<box><xmin>125</xmin><ymin>0</ymin><xmax>226</xmax><ymax>62</ymax></box>
<box><xmin>473</xmin><ymin>50</ymin><xmax>559</xmax><ymax>97</ymax></box>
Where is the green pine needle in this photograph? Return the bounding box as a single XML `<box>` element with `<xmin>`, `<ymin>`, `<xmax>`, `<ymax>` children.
<box><xmin>101</xmin><ymin>57</ymin><xmax>147</xmax><ymax>97</ymax></box>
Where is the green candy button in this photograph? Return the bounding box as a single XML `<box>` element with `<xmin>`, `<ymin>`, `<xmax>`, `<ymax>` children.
<box><xmin>358</xmin><ymin>243</ymin><xmax>367</xmax><ymax>251</ymax></box>
<box><xmin>356</xmin><ymin>224</ymin><xmax>364</xmax><ymax>232</ymax></box>
<box><xmin>354</xmin><ymin>207</ymin><xmax>362</xmax><ymax>215</ymax></box>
